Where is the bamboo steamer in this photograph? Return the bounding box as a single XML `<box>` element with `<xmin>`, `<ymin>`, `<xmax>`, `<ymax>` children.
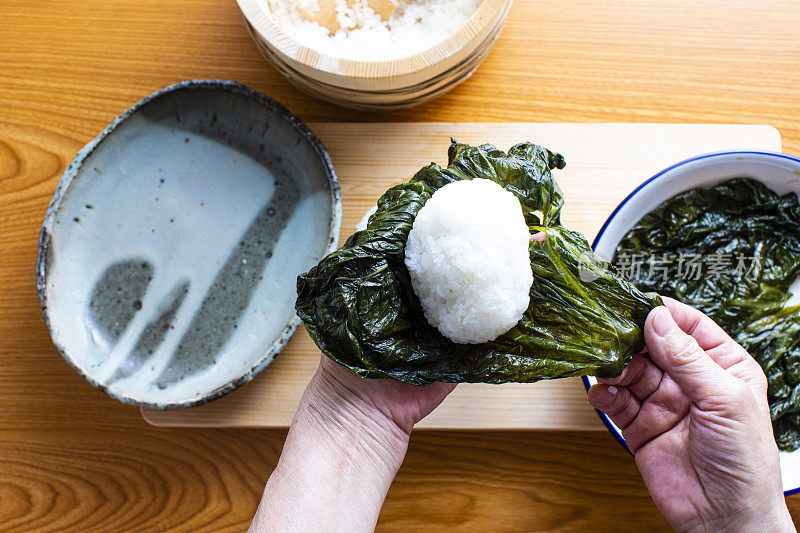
<box><xmin>236</xmin><ymin>0</ymin><xmax>513</xmax><ymax>110</ymax></box>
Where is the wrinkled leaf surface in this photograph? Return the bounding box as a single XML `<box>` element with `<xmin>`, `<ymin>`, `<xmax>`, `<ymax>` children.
<box><xmin>297</xmin><ymin>142</ymin><xmax>661</xmax><ymax>385</ymax></box>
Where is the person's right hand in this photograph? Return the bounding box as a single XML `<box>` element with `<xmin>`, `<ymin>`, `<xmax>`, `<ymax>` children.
<box><xmin>588</xmin><ymin>297</ymin><xmax>795</xmax><ymax>533</ymax></box>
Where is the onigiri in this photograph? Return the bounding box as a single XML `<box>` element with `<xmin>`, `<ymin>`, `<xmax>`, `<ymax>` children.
<box><xmin>404</xmin><ymin>178</ymin><xmax>533</xmax><ymax>344</ymax></box>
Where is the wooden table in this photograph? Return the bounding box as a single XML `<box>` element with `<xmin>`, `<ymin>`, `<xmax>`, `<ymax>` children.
<box><xmin>2</xmin><ymin>0</ymin><xmax>799</xmax><ymax>530</ymax></box>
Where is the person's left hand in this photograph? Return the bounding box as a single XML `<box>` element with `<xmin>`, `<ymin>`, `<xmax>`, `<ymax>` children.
<box><xmin>312</xmin><ymin>355</ymin><xmax>456</xmax><ymax>438</ymax></box>
<box><xmin>250</xmin><ymin>356</ymin><xmax>454</xmax><ymax>532</ymax></box>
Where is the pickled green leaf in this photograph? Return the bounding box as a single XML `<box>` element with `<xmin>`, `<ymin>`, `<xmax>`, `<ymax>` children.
<box><xmin>296</xmin><ymin>141</ymin><xmax>661</xmax><ymax>385</ymax></box>
<box><xmin>616</xmin><ymin>178</ymin><xmax>800</xmax><ymax>451</ymax></box>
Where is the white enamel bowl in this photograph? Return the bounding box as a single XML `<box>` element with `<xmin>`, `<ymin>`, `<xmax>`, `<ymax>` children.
<box><xmin>583</xmin><ymin>150</ymin><xmax>800</xmax><ymax>495</ymax></box>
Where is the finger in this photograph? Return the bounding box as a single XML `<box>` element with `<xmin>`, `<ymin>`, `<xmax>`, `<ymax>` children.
<box><xmin>599</xmin><ymin>353</ymin><xmax>663</xmax><ymax>401</ymax></box>
<box><xmin>660</xmin><ymin>298</ymin><xmax>767</xmax><ymax>397</ymax></box>
<box><xmin>597</xmin><ymin>352</ymin><xmax>646</xmax><ymax>386</ymax></box>
<box><xmin>530</xmin><ymin>232</ymin><xmax>546</xmax><ymax>242</ymax></box>
<box><xmin>660</xmin><ymin>297</ymin><xmax>750</xmax><ymax>369</ymax></box>
<box><xmin>645</xmin><ymin>306</ymin><xmax>736</xmax><ymax>409</ymax></box>
<box><xmin>621</xmin><ymin>373</ymin><xmax>691</xmax><ymax>453</ymax></box>
<box><xmin>588</xmin><ymin>384</ymin><xmax>641</xmax><ymax>429</ymax></box>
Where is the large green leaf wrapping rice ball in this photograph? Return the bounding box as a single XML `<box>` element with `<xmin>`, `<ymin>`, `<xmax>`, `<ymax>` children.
<box><xmin>296</xmin><ymin>141</ymin><xmax>661</xmax><ymax>385</ymax></box>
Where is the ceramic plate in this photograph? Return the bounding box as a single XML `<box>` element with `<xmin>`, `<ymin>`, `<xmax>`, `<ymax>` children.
<box><xmin>37</xmin><ymin>80</ymin><xmax>341</xmax><ymax>409</ymax></box>
<box><xmin>583</xmin><ymin>150</ymin><xmax>800</xmax><ymax>495</ymax></box>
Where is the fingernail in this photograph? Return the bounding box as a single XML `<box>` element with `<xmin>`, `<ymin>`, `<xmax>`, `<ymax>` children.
<box><xmin>651</xmin><ymin>306</ymin><xmax>675</xmax><ymax>337</ymax></box>
<box><xmin>589</xmin><ymin>384</ymin><xmax>617</xmax><ymax>408</ymax></box>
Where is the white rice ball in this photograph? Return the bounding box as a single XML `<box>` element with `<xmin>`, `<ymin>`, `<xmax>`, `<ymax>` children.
<box><xmin>404</xmin><ymin>179</ymin><xmax>533</xmax><ymax>344</ymax></box>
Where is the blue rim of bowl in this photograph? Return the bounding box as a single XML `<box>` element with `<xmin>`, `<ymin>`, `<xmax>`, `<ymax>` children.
<box><xmin>35</xmin><ymin>79</ymin><xmax>342</xmax><ymax>410</ymax></box>
<box><xmin>581</xmin><ymin>149</ymin><xmax>800</xmax><ymax>496</ymax></box>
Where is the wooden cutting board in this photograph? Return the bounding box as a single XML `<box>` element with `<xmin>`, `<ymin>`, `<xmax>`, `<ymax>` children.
<box><xmin>142</xmin><ymin>123</ymin><xmax>781</xmax><ymax>429</ymax></box>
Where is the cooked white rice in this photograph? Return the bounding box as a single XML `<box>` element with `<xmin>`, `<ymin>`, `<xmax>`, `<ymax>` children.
<box><xmin>404</xmin><ymin>179</ymin><xmax>533</xmax><ymax>344</ymax></box>
<box><xmin>267</xmin><ymin>0</ymin><xmax>482</xmax><ymax>61</ymax></box>
<box><xmin>355</xmin><ymin>204</ymin><xmax>378</xmax><ymax>231</ymax></box>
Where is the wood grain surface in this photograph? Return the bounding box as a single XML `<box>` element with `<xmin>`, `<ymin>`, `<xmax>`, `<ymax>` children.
<box><xmin>2</xmin><ymin>0</ymin><xmax>800</xmax><ymax>530</ymax></box>
<box><xmin>143</xmin><ymin>122</ymin><xmax>780</xmax><ymax>430</ymax></box>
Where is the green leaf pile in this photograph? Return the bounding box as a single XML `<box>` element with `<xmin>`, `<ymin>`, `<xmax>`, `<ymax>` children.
<box><xmin>616</xmin><ymin>178</ymin><xmax>800</xmax><ymax>451</ymax></box>
<box><xmin>296</xmin><ymin>141</ymin><xmax>661</xmax><ymax>385</ymax></box>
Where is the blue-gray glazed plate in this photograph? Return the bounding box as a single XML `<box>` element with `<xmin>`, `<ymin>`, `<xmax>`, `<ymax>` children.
<box><xmin>36</xmin><ymin>80</ymin><xmax>341</xmax><ymax>409</ymax></box>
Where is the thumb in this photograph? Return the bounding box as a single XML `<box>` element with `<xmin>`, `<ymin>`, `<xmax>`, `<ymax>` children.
<box><xmin>645</xmin><ymin>306</ymin><xmax>736</xmax><ymax>408</ymax></box>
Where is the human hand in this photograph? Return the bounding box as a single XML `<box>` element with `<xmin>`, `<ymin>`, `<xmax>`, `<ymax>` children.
<box><xmin>588</xmin><ymin>297</ymin><xmax>795</xmax><ymax>533</ymax></box>
<box><xmin>315</xmin><ymin>354</ymin><xmax>455</xmax><ymax>434</ymax></box>
<box><xmin>305</xmin><ymin>356</ymin><xmax>455</xmax><ymax>463</ymax></box>
<box><xmin>250</xmin><ymin>356</ymin><xmax>454</xmax><ymax>532</ymax></box>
